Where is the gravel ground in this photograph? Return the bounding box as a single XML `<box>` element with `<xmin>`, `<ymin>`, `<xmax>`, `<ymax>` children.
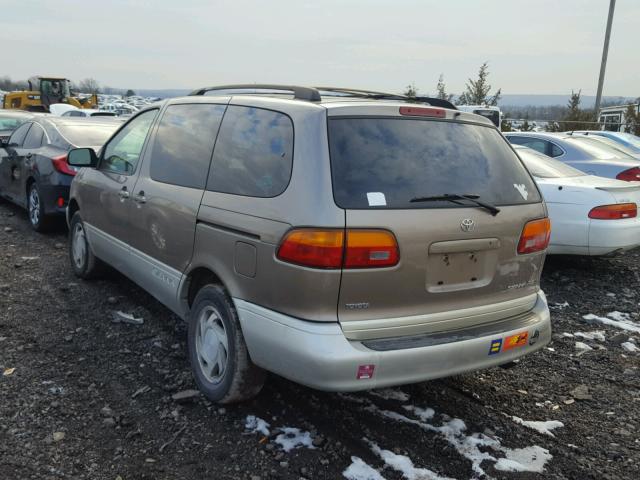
<box><xmin>1</xmin><ymin>198</ymin><xmax>639</xmax><ymax>480</ymax></box>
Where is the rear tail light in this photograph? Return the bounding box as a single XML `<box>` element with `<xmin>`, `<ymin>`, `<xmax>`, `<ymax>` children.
<box><xmin>615</xmin><ymin>167</ymin><xmax>640</xmax><ymax>182</ymax></box>
<box><xmin>51</xmin><ymin>154</ymin><xmax>77</xmax><ymax>176</ymax></box>
<box><xmin>399</xmin><ymin>106</ymin><xmax>446</xmax><ymax>118</ymax></box>
<box><xmin>276</xmin><ymin>228</ymin><xmax>399</xmax><ymax>269</ymax></box>
<box><xmin>517</xmin><ymin>218</ymin><xmax>551</xmax><ymax>254</ymax></box>
<box><xmin>344</xmin><ymin>230</ymin><xmax>399</xmax><ymax>268</ymax></box>
<box><xmin>589</xmin><ymin>203</ymin><xmax>637</xmax><ymax>220</ymax></box>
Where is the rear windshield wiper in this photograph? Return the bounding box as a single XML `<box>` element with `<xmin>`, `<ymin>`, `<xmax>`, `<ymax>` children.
<box><xmin>410</xmin><ymin>193</ymin><xmax>501</xmax><ymax>216</ymax></box>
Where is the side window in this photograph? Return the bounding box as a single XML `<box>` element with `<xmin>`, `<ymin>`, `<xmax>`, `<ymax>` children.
<box><xmin>508</xmin><ymin>136</ymin><xmax>548</xmax><ymax>155</ymax></box>
<box><xmin>8</xmin><ymin>123</ymin><xmax>31</xmax><ymax>147</ymax></box>
<box><xmin>550</xmin><ymin>143</ymin><xmax>564</xmax><ymax>157</ymax></box>
<box><xmin>150</xmin><ymin>103</ymin><xmax>226</xmax><ymax>189</ymax></box>
<box><xmin>101</xmin><ymin>109</ymin><xmax>157</xmax><ymax>175</ymax></box>
<box><xmin>23</xmin><ymin>123</ymin><xmax>45</xmax><ymax>149</ymax></box>
<box><xmin>207</xmin><ymin>106</ymin><xmax>293</xmax><ymax>198</ymax></box>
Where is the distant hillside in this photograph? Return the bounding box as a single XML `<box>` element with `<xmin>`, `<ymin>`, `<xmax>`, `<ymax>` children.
<box><xmin>498</xmin><ymin>94</ymin><xmax>634</xmax><ymax>108</ymax></box>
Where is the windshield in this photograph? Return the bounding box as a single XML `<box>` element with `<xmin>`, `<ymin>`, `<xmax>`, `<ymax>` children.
<box><xmin>58</xmin><ymin>123</ymin><xmax>119</xmax><ymax>147</ymax></box>
<box><xmin>328</xmin><ymin>118</ymin><xmax>540</xmax><ymax>209</ymax></box>
<box><xmin>567</xmin><ymin>137</ymin><xmax>634</xmax><ymax>160</ymax></box>
<box><xmin>516</xmin><ymin>148</ymin><xmax>586</xmax><ymax>178</ymax></box>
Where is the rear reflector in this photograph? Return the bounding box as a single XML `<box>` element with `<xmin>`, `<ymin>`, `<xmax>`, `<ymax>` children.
<box><xmin>399</xmin><ymin>106</ymin><xmax>446</xmax><ymax>118</ymax></box>
<box><xmin>616</xmin><ymin>167</ymin><xmax>640</xmax><ymax>182</ymax></box>
<box><xmin>517</xmin><ymin>218</ymin><xmax>551</xmax><ymax>255</ymax></box>
<box><xmin>277</xmin><ymin>229</ymin><xmax>344</xmax><ymax>269</ymax></box>
<box><xmin>344</xmin><ymin>230</ymin><xmax>399</xmax><ymax>268</ymax></box>
<box><xmin>588</xmin><ymin>203</ymin><xmax>637</xmax><ymax>220</ymax></box>
<box><xmin>277</xmin><ymin>228</ymin><xmax>399</xmax><ymax>269</ymax></box>
<box><xmin>51</xmin><ymin>154</ymin><xmax>77</xmax><ymax>176</ymax></box>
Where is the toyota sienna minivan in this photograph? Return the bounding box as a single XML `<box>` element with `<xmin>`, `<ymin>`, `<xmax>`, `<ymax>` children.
<box><xmin>66</xmin><ymin>85</ymin><xmax>552</xmax><ymax>403</ymax></box>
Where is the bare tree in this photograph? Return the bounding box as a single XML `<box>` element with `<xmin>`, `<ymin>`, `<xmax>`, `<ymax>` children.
<box><xmin>77</xmin><ymin>78</ymin><xmax>101</xmax><ymax>94</ymax></box>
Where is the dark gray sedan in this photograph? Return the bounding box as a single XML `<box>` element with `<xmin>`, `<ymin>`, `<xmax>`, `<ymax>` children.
<box><xmin>505</xmin><ymin>131</ymin><xmax>640</xmax><ymax>181</ymax></box>
<box><xmin>0</xmin><ymin>117</ymin><xmax>121</xmax><ymax>231</ymax></box>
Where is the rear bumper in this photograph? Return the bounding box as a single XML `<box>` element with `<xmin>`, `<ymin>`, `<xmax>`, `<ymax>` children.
<box><xmin>235</xmin><ymin>291</ymin><xmax>551</xmax><ymax>392</ymax></box>
<box><xmin>39</xmin><ymin>176</ymin><xmax>72</xmax><ymax>217</ymax></box>
<box><xmin>589</xmin><ymin>218</ymin><xmax>640</xmax><ymax>256</ymax></box>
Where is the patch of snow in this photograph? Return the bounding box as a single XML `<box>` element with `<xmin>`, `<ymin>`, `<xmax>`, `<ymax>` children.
<box><xmin>575</xmin><ymin>342</ymin><xmax>593</xmax><ymax>352</ymax></box>
<box><xmin>370</xmin><ymin>389</ymin><xmax>411</xmax><ymax>402</ymax></box>
<box><xmin>368</xmin><ymin>440</ymin><xmax>454</xmax><ymax>480</ymax></box>
<box><xmin>606</xmin><ymin>292</ymin><xmax>616</xmax><ymax>298</ymax></box>
<box><xmin>582</xmin><ymin>313</ymin><xmax>640</xmax><ymax>333</ymax></box>
<box><xmin>621</xmin><ymin>342</ymin><xmax>638</xmax><ymax>353</ymax></box>
<box><xmin>510</xmin><ymin>416</ymin><xmax>564</xmax><ymax>437</ymax></box>
<box><xmin>274</xmin><ymin>427</ymin><xmax>315</xmax><ymax>452</ymax></box>
<box><xmin>546</xmin><ymin>347</ymin><xmax>555</xmax><ymax>352</ymax></box>
<box><xmin>561</xmin><ymin>332</ymin><xmax>574</xmax><ymax>338</ymax></box>
<box><xmin>343</xmin><ymin>456</ymin><xmax>386</xmax><ymax>480</ymax></box>
<box><xmin>245</xmin><ymin>415</ymin><xmax>270</xmax><ymax>437</ymax></box>
<box><xmin>494</xmin><ymin>446</ymin><xmax>553</xmax><ymax>473</ymax></box>
<box><xmin>574</xmin><ymin>331</ymin><xmax>606</xmax><ymax>341</ymax></box>
<box><xmin>551</xmin><ymin>301</ymin><xmax>569</xmax><ymax>309</ymax></box>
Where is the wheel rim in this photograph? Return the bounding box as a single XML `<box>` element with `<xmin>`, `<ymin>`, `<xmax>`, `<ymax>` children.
<box><xmin>195</xmin><ymin>306</ymin><xmax>229</xmax><ymax>384</ymax></box>
<box><xmin>29</xmin><ymin>187</ymin><xmax>40</xmax><ymax>225</ymax></box>
<box><xmin>71</xmin><ymin>223</ymin><xmax>87</xmax><ymax>269</ymax></box>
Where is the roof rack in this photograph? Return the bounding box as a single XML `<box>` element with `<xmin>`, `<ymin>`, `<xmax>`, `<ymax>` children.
<box><xmin>189</xmin><ymin>84</ymin><xmax>322</xmax><ymax>102</ymax></box>
<box><xmin>188</xmin><ymin>84</ymin><xmax>457</xmax><ymax>109</ymax></box>
<box><xmin>315</xmin><ymin>87</ymin><xmax>457</xmax><ymax>110</ymax></box>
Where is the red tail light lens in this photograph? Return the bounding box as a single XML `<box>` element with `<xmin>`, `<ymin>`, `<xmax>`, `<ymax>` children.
<box><xmin>589</xmin><ymin>203</ymin><xmax>637</xmax><ymax>220</ymax></box>
<box><xmin>616</xmin><ymin>167</ymin><xmax>640</xmax><ymax>182</ymax></box>
<box><xmin>344</xmin><ymin>230</ymin><xmax>399</xmax><ymax>268</ymax></box>
<box><xmin>277</xmin><ymin>229</ymin><xmax>400</xmax><ymax>269</ymax></box>
<box><xmin>51</xmin><ymin>155</ymin><xmax>77</xmax><ymax>176</ymax></box>
<box><xmin>517</xmin><ymin>218</ymin><xmax>551</xmax><ymax>254</ymax></box>
<box><xmin>277</xmin><ymin>229</ymin><xmax>344</xmax><ymax>269</ymax></box>
<box><xmin>399</xmin><ymin>106</ymin><xmax>446</xmax><ymax>118</ymax></box>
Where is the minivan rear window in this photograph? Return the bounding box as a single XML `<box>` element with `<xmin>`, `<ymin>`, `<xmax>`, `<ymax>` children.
<box><xmin>328</xmin><ymin>118</ymin><xmax>540</xmax><ymax>209</ymax></box>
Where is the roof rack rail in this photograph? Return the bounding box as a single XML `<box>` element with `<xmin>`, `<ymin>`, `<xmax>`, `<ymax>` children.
<box><xmin>315</xmin><ymin>87</ymin><xmax>457</xmax><ymax>110</ymax></box>
<box><xmin>189</xmin><ymin>84</ymin><xmax>322</xmax><ymax>102</ymax></box>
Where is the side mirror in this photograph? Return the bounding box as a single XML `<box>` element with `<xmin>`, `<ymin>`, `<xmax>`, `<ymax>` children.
<box><xmin>68</xmin><ymin>148</ymin><xmax>98</xmax><ymax>168</ymax></box>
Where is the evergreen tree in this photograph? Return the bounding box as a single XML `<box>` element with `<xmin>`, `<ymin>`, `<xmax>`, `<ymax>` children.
<box><xmin>125</xmin><ymin>89</ymin><xmax>136</xmax><ymax>97</ymax></box>
<box><xmin>403</xmin><ymin>83</ymin><xmax>418</xmax><ymax>102</ymax></box>
<box><xmin>456</xmin><ymin>62</ymin><xmax>501</xmax><ymax>106</ymax></box>
<box><xmin>623</xmin><ymin>103</ymin><xmax>640</xmax><ymax>136</ymax></box>
<box><xmin>435</xmin><ymin>74</ymin><xmax>454</xmax><ymax>102</ymax></box>
<box><xmin>559</xmin><ymin>90</ymin><xmax>595</xmax><ymax>131</ymax></box>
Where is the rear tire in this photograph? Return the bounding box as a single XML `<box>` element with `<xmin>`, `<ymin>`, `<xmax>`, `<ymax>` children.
<box><xmin>27</xmin><ymin>183</ymin><xmax>53</xmax><ymax>232</ymax></box>
<box><xmin>188</xmin><ymin>284</ymin><xmax>265</xmax><ymax>403</ymax></box>
<box><xmin>69</xmin><ymin>211</ymin><xmax>104</xmax><ymax>279</ymax></box>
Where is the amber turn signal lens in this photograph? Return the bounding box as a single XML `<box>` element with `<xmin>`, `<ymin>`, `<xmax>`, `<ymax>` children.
<box><xmin>277</xmin><ymin>229</ymin><xmax>344</xmax><ymax>269</ymax></box>
<box><xmin>517</xmin><ymin>218</ymin><xmax>551</xmax><ymax>254</ymax></box>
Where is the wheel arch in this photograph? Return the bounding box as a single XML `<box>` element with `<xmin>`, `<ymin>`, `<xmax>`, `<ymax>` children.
<box><xmin>181</xmin><ymin>266</ymin><xmax>228</xmax><ymax>314</ymax></box>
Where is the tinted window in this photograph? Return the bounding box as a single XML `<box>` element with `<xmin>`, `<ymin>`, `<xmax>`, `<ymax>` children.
<box><xmin>329</xmin><ymin>118</ymin><xmax>540</xmax><ymax>209</ymax></box>
<box><xmin>23</xmin><ymin>123</ymin><xmax>45</xmax><ymax>148</ymax></box>
<box><xmin>550</xmin><ymin>143</ymin><xmax>564</xmax><ymax>157</ymax></box>
<box><xmin>7</xmin><ymin>123</ymin><xmax>31</xmax><ymax>147</ymax></box>
<box><xmin>58</xmin><ymin>123</ymin><xmax>121</xmax><ymax>148</ymax></box>
<box><xmin>150</xmin><ymin>104</ymin><xmax>226</xmax><ymax>189</ymax></box>
<box><xmin>517</xmin><ymin>148</ymin><xmax>585</xmax><ymax>178</ymax></box>
<box><xmin>0</xmin><ymin>116</ymin><xmax>27</xmax><ymax>131</ymax></box>
<box><xmin>207</xmin><ymin>106</ymin><xmax>293</xmax><ymax>197</ymax></box>
<box><xmin>508</xmin><ymin>136</ymin><xmax>549</xmax><ymax>155</ymax></box>
<box><xmin>101</xmin><ymin>110</ymin><xmax>157</xmax><ymax>174</ymax></box>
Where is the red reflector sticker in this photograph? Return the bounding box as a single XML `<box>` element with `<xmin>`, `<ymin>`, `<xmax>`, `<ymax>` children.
<box><xmin>503</xmin><ymin>331</ymin><xmax>529</xmax><ymax>351</ymax></box>
<box><xmin>356</xmin><ymin>364</ymin><xmax>375</xmax><ymax>380</ymax></box>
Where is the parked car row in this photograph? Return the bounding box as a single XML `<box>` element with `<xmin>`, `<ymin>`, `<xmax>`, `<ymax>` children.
<box><xmin>1</xmin><ymin>85</ymin><xmax>639</xmax><ymax>404</ymax></box>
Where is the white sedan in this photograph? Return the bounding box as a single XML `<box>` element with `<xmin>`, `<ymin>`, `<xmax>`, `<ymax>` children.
<box><xmin>514</xmin><ymin>145</ymin><xmax>640</xmax><ymax>256</ymax></box>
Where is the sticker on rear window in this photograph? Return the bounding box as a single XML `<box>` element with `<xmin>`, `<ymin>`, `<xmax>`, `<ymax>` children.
<box><xmin>513</xmin><ymin>184</ymin><xmax>529</xmax><ymax>200</ymax></box>
<box><xmin>366</xmin><ymin>192</ymin><xmax>386</xmax><ymax>207</ymax></box>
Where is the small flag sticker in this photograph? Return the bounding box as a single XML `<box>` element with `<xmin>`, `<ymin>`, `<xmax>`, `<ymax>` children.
<box><xmin>489</xmin><ymin>338</ymin><xmax>502</xmax><ymax>355</ymax></box>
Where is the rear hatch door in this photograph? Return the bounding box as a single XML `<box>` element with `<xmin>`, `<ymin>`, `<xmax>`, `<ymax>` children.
<box><xmin>327</xmin><ymin>106</ymin><xmax>547</xmax><ymax>340</ymax></box>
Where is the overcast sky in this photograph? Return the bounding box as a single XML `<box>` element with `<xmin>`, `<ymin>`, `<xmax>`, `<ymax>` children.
<box><xmin>3</xmin><ymin>0</ymin><xmax>638</xmax><ymax>96</ymax></box>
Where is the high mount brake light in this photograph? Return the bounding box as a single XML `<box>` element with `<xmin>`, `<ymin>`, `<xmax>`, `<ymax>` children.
<box><xmin>51</xmin><ymin>154</ymin><xmax>77</xmax><ymax>176</ymax></box>
<box><xmin>588</xmin><ymin>203</ymin><xmax>637</xmax><ymax>220</ymax></box>
<box><xmin>399</xmin><ymin>106</ymin><xmax>446</xmax><ymax>118</ymax></box>
<box><xmin>277</xmin><ymin>229</ymin><xmax>399</xmax><ymax>269</ymax></box>
<box><xmin>517</xmin><ymin>218</ymin><xmax>551</xmax><ymax>254</ymax></box>
<box><xmin>616</xmin><ymin>167</ymin><xmax>640</xmax><ymax>182</ymax></box>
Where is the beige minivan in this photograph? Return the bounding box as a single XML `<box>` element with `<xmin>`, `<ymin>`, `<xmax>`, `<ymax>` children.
<box><xmin>66</xmin><ymin>85</ymin><xmax>552</xmax><ymax>403</ymax></box>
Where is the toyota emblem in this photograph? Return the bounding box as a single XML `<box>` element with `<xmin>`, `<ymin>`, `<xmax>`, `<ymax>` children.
<box><xmin>460</xmin><ymin>218</ymin><xmax>475</xmax><ymax>232</ymax></box>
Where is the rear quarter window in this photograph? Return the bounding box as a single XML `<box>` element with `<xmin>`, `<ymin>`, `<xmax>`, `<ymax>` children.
<box><xmin>329</xmin><ymin>118</ymin><xmax>540</xmax><ymax>209</ymax></box>
<box><xmin>206</xmin><ymin>106</ymin><xmax>293</xmax><ymax>198</ymax></box>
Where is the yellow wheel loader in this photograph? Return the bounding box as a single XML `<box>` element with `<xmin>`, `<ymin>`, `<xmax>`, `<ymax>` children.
<box><xmin>2</xmin><ymin>77</ymin><xmax>98</xmax><ymax>112</ymax></box>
